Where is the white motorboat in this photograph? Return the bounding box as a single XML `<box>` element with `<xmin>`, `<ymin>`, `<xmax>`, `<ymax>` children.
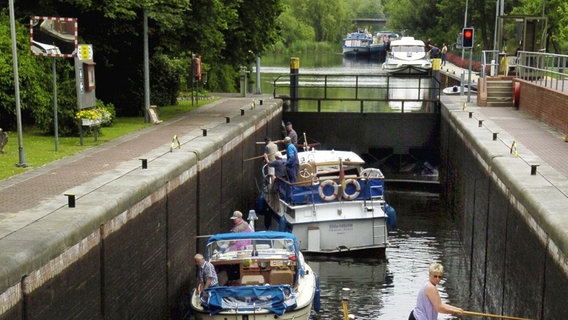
<box><xmin>190</xmin><ymin>231</ymin><xmax>319</xmax><ymax>319</ymax></box>
<box><xmin>258</xmin><ymin>149</ymin><xmax>397</xmax><ymax>257</ymax></box>
<box><xmin>382</xmin><ymin>37</ymin><xmax>432</xmax><ymax>74</ymax></box>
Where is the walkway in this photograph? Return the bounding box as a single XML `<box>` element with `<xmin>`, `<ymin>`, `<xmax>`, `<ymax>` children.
<box><xmin>0</xmin><ymin>94</ymin><xmax>274</xmax><ymax>229</ymax></box>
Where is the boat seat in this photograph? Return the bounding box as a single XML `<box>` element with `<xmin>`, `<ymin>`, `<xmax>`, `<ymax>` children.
<box><xmin>241</xmin><ymin>274</ymin><xmax>265</xmax><ymax>285</ymax></box>
<box><xmin>269</xmin><ymin>269</ymin><xmax>294</xmax><ymax>285</ymax></box>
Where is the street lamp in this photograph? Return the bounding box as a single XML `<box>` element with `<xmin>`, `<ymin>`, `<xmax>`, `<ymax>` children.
<box><xmin>9</xmin><ymin>0</ymin><xmax>28</xmax><ymax>167</ymax></box>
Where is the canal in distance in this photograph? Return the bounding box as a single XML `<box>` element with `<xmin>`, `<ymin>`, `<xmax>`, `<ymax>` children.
<box><xmin>258</xmin><ymin>54</ymin><xmax>470</xmax><ymax>319</ymax></box>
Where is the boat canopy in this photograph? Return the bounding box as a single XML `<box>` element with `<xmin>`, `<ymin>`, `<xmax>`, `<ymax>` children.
<box><xmin>203</xmin><ymin>285</ymin><xmax>297</xmax><ymax>315</ymax></box>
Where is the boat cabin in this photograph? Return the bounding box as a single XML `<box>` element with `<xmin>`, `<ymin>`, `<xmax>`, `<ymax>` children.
<box><xmin>206</xmin><ymin>233</ymin><xmax>302</xmax><ymax>288</ymax></box>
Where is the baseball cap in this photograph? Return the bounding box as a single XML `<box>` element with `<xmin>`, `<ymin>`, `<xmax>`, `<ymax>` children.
<box><xmin>285</xmin><ymin>121</ymin><xmax>292</xmax><ymax>126</ymax></box>
<box><xmin>283</xmin><ymin>136</ymin><xmax>291</xmax><ymax>143</ymax></box>
<box><xmin>230</xmin><ymin>211</ymin><xmax>243</xmax><ymax>219</ymax></box>
<box><xmin>264</xmin><ymin>136</ymin><xmax>271</xmax><ymax>142</ymax></box>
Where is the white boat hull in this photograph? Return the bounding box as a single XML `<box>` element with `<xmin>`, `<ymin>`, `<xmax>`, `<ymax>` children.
<box><xmin>280</xmin><ymin>201</ymin><xmax>388</xmax><ymax>254</ymax></box>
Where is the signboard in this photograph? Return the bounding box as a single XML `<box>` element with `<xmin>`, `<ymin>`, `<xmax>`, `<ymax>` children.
<box><xmin>30</xmin><ymin>16</ymin><xmax>78</xmax><ymax>58</ymax></box>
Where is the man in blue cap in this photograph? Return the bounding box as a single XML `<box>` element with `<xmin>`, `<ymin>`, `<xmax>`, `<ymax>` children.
<box><xmin>285</xmin><ymin>121</ymin><xmax>298</xmax><ymax>145</ymax></box>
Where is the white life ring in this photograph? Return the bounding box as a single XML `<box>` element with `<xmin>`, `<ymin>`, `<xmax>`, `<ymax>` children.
<box><xmin>342</xmin><ymin>179</ymin><xmax>361</xmax><ymax>200</ymax></box>
<box><xmin>318</xmin><ymin>180</ymin><xmax>338</xmax><ymax>201</ymax></box>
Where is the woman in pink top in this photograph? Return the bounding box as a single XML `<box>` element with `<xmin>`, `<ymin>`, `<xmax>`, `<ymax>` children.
<box><xmin>408</xmin><ymin>263</ymin><xmax>464</xmax><ymax>320</ymax></box>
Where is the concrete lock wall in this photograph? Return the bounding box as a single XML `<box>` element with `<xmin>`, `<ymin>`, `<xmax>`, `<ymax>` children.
<box><xmin>440</xmin><ymin>101</ymin><xmax>568</xmax><ymax>319</ymax></box>
<box><xmin>0</xmin><ymin>101</ymin><xmax>283</xmax><ymax>319</ymax></box>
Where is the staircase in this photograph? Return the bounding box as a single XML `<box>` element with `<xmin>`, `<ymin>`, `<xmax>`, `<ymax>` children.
<box><xmin>486</xmin><ymin>80</ymin><xmax>513</xmax><ymax>107</ymax></box>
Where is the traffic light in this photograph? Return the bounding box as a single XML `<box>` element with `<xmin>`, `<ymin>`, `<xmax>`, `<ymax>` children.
<box><xmin>462</xmin><ymin>27</ymin><xmax>474</xmax><ymax>48</ymax></box>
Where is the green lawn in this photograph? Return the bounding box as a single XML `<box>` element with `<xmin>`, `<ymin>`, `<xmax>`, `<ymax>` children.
<box><xmin>0</xmin><ymin>99</ymin><xmax>215</xmax><ymax>181</ymax></box>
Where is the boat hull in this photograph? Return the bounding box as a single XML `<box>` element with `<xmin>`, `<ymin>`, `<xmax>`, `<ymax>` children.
<box><xmin>191</xmin><ymin>301</ymin><xmax>313</xmax><ymax>320</ymax></box>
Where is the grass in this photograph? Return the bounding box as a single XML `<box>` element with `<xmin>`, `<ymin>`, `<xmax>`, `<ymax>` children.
<box><xmin>0</xmin><ymin>98</ymin><xmax>216</xmax><ymax>181</ymax></box>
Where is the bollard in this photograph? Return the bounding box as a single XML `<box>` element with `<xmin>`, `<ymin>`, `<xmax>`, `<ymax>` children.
<box><xmin>202</xmin><ymin>129</ymin><xmax>207</xmax><ymax>136</ymax></box>
<box><xmin>240</xmin><ymin>109</ymin><xmax>245</xmax><ymax>116</ymax></box>
<box><xmin>259</xmin><ymin>99</ymin><xmax>263</xmax><ymax>105</ymax></box>
<box><xmin>493</xmin><ymin>132</ymin><xmax>498</xmax><ymax>140</ymax></box>
<box><xmin>531</xmin><ymin>164</ymin><xmax>539</xmax><ymax>175</ymax></box>
<box><xmin>478</xmin><ymin>120</ymin><xmax>484</xmax><ymax>127</ymax></box>
<box><xmin>469</xmin><ymin>111</ymin><xmax>473</xmax><ymax>118</ymax></box>
<box><xmin>225</xmin><ymin>117</ymin><xmax>230</xmax><ymax>123</ymax></box>
<box><xmin>64</xmin><ymin>194</ymin><xmax>76</xmax><ymax>208</ymax></box>
<box><xmin>140</xmin><ymin>158</ymin><xmax>148</xmax><ymax>169</ymax></box>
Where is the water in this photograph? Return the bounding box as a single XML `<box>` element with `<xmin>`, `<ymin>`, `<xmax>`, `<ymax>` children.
<box><xmin>259</xmin><ymin>54</ymin><xmax>468</xmax><ymax>319</ymax></box>
<box><xmin>308</xmin><ymin>190</ymin><xmax>468</xmax><ymax>320</ymax></box>
<box><xmin>257</xmin><ymin>53</ymin><xmax>436</xmax><ymax>113</ymax></box>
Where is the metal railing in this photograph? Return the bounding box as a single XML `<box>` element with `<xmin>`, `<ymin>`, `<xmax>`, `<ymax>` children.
<box><xmin>272</xmin><ymin>73</ymin><xmax>441</xmax><ymax>113</ymax></box>
<box><xmin>481</xmin><ymin>50</ymin><xmax>568</xmax><ymax>92</ymax></box>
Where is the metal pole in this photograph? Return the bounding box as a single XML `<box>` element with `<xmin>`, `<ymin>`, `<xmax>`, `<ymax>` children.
<box><xmin>52</xmin><ymin>57</ymin><xmax>59</xmax><ymax>151</ymax></box>
<box><xmin>255</xmin><ymin>55</ymin><xmax>261</xmax><ymax>94</ymax></box>
<box><xmin>462</xmin><ymin>0</ymin><xmax>468</xmax><ymax>60</ymax></box>
<box><xmin>9</xmin><ymin>0</ymin><xmax>28</xmax><ymax>167</ymax></box>
<box><xmin>467</xmin><ymin>48</ymin><xmax>473</xmax><ymax>102</ymax></box>
<box><xmin>143</xmin><ymin>9</ymin><xmax>150</xmax><ymax>123</ymax></box>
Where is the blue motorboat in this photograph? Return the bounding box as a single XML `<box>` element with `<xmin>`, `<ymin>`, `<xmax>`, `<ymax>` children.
<box><xmin>258</xmin><ymin>149</ymin><xmax>397</xmax><ymax>257</ymax></box>
<box><xmin>342</xmin><ymin>30</ymin><xmax>373</xmax><ymax>55</ymax></box>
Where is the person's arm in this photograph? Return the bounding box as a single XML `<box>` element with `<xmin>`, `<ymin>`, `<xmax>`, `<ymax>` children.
<box><xmin>425</xmin><ymin>283</ymin><xmax>463</xmax><ymax>315</ymax></box>
<box><xmin>196</xmin><ymin>276</ymin><xmax>203</xmax><ymax>294</ymax></box>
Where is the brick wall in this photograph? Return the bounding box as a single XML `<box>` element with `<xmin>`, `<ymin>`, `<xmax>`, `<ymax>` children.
<box><xmin>515</xmin><ymin>79</ymin><xmax>568</xmax><ymax>134</ymax></box>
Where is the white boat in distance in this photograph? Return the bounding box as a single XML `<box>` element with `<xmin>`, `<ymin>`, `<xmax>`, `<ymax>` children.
<box><xmin>258</xmin><ymin>149</ymin><xmax>397</xmax><ymax>257</ymax></box>
<box><xmin>190</xmin><ymin>231</ymin><xmax>318</xmax><ymax>319</ymax></box>
<box><xmin>382</xmin><ymin>37</ymin><xmax>432</xmax><ymax>74</ymax></box>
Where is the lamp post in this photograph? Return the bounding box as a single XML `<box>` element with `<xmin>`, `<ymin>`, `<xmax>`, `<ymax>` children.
<box><xmin>461</xmin><ymin>0</ymin><xmax>468</xmax><ymax>60</ymax></box>
<box><xmin>9</xmin><ymin>0</ymin><xmax>28</xmax><ymax>167</ymax></box>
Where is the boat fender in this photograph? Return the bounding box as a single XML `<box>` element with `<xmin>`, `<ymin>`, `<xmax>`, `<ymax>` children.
<box><xmin>385</xmin><ymin>203</ymin><xmax>397</xmax><ymax>230</ymax></box>
<box><xmin>313</xmin><ymin>273</ymin><xmax>321</xmax><ymax>312</ymax></box>
<box><xmin>278</xmin><ymin>214</ymin><xmax>287</xmax><ymax>232</ymax></box>
<box><xmin>342</xmin><ymin>179</ymin><xmax>361</xmax><ymax>200</ymax></box>
<box><xmin>318</xmin><ymin>180</ymin><xmax>338</xmax><ymax>201</ymax></box>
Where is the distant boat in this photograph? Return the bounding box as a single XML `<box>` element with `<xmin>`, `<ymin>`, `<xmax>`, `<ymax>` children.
<box><xmin>342</xmin><ymin>31</ymin><xmax>373</xmax><ymax>56</ymax></box>
<box><xmin>382</xmin><ymin>37</ymin><xmax>432</xmax><ymax>74</ymax></box>
<box><xmin>442</xmin><ymin>84</ymin><xmax>478</xmax><ymax>95</ymax></box>
<box><xmin>370</xmin><ymin>31</ymin><xmax>400</xmax><ymax>55</ymax></box>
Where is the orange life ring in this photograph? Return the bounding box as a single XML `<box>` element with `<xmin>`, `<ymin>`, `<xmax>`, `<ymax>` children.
<box><xmin>318</xmin><ymin>180</ymin><xmax>338</xmax><ymax>201</ymax></box>
<box><xmin>342</xmin><ymin>179</ymin><xmax>361</xmax><ymax>200</ymax></box>
<box><xmin>513</xmin><ymin>82</ymin><xmax>520</xmax><ymax>108</ymax></box>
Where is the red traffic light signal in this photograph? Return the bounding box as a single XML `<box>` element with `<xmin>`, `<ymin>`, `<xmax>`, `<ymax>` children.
<box><xmin>462</xmin><ymin>27</ymin><xmax>474</xmax><ymax>48</ymax></box>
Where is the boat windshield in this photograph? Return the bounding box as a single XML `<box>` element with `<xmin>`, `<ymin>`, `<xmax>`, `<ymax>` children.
<box><xmin>392</xmin><ymin>45</ymin><xmax>424</xmax><ymax>53</ymax></box>
<box><xmin>207</xmin><ymin>238</ymin><xmax>296</xmax><ymax>262</ymax></box>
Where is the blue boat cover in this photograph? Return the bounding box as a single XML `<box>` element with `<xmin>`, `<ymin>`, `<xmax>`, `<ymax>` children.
<box><xmin>203</xmin><ymin>285</ymin><xmax>296</xmax><ymax>315</ymax></box>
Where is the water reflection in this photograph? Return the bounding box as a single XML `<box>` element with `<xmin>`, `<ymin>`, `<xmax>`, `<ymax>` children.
<box><xmin>308</xmin><ymin>191</ymin><xmax>467</xmax><ymax>320</ymax></box>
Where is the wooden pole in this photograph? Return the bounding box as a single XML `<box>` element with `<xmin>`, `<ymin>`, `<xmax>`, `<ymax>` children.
<box><xmin>462</xmin><ymin>310</ymin><xmax>533</xmax><ymax>320</ymax></box>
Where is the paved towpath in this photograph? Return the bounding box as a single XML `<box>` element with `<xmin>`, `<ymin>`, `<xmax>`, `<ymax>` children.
<box><xmin>0</xmin><ymin>94</ymin><xmax>275</xmax><ymax>226</ymax></box>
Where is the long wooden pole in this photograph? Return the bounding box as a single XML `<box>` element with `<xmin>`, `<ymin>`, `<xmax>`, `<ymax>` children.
<box><xmin>462</xmin><ymin>310</ymin><xmax>533</xmax><ymax>320</ymax></box>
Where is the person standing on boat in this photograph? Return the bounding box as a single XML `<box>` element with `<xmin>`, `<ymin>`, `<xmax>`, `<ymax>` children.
<box><xmin>263</xmin><ymin>136</ymin><xmax>278</xmax><ymax>162</ymax></box>
<box><xmin>194</xmin><ymin>253</ymin><xmax>218</xmax><ymax>301</ymax></box>
<box><xmin>230</xmin><ymin>211</ymin><xmax>253</xmax><ymax>233</ymax></box>
<box><xmin>283</xmin><ymin>136</ymin><xmax>299</xmax><ymax>183</ymax></box>
<box><xmin>441</xmin><ymin>43</ymin><xmax>448</xmax><ymax>66</ymax></box>
<box><xmin>285</xmin><ymin>121</ymin><xmax>298</xmax><ymax>145</ymax></box>
<box><xmin>408</xmin><ymin>263</ymin><xmax>463</xmax><ymax>320</ymax></box>
<box><xmin>228</xmin><ymin>211</ymin><xmax>253</xmax><ymax>250</ymax></box>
